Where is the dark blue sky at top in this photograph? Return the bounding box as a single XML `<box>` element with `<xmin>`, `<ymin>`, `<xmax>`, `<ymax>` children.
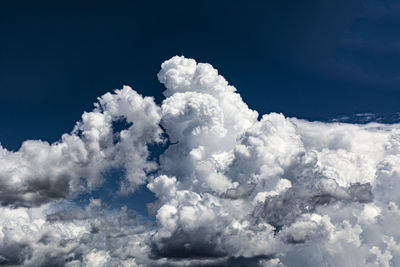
<box><xmin>1</xmin><ymin>0</ymin><xmax>400</xmax><ymax>214</ymax></box>
<box><xmin>1</xmin><ymin>0</ymin><xmax>400</xmax><ymax>150</ymax></box>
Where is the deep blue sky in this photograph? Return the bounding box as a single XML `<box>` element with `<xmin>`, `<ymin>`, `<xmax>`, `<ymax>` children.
<box><xmin>2</xmin><ymin>0</ymin><xmax>400</xmax><ymax>151</ymax></box>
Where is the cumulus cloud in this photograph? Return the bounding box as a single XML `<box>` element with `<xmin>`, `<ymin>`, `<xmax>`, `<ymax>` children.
<box><xmin>0</xmin><ymin>199</ymin><xmax>154</xmax><ymax>266</ymax></box>
<box><xmin>0</xmin><ymin>87</ymin><xmax>162</xmax><ymax>207</ymax></box>
<box><xmin>0</xmin><ymin>56</ymin><xmax>400</xmax><ymax>266</ymax></box>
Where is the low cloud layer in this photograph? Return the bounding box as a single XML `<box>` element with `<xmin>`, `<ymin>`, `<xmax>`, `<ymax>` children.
<box><xmin>1</xmin><ymin>56</ymin><xmax>400</xmax><ymax>266</ymax></box>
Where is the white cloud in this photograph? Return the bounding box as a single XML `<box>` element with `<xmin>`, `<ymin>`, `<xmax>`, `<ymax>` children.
<box><xmin>1</xmin><ymin>56</ymin><xmax>400</xmax><ymax>266</ymax></box>
<box><xmin>0</xmin><ymin>86</ymin><xmax>162</xmax><ymax>207</ymax></box>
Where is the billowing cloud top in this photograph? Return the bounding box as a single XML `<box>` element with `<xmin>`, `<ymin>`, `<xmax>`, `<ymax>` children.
<box><xmin>1</xmin><ymin>56</ymin><xmax>400</xmax><ymax>266</ymax></box>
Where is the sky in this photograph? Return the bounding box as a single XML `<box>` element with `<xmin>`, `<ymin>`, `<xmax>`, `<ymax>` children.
<box><xmin>2</xmin><ymin>0</ymin><xmax>400</xmax><ymax>150</ymax></box>
<box><xmin>1</xmin><ymin>1</ymin><xmax>400</xmax><ymax>266</ymax></box>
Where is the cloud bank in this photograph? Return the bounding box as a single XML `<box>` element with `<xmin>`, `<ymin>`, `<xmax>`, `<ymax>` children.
<box><xmin>1</xmin><ymin>56</ymin><xmax>400</xmax><ymax>266</ymax></box>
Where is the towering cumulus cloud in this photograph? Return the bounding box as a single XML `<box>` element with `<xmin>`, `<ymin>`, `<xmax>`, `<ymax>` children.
<box><xmin>0</xmin><ymin>56</ymin><xmax>400</xmax><ymax>266</ymax></box>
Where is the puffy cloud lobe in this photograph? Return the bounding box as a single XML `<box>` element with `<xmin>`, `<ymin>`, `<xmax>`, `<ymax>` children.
<box><xmin>1</xmin><ymin>56</ymin><xmax>400</xmax><ymax>266</ymax></box>
<box><xmin>0</xmin><ymin>86</ymin><xmax>162</xmax><ymax>207</ymax></box>
<box><xmin>158</xmin><ymin>56</ymin><xmax>258</xmax><ymax>136</ymax></box>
